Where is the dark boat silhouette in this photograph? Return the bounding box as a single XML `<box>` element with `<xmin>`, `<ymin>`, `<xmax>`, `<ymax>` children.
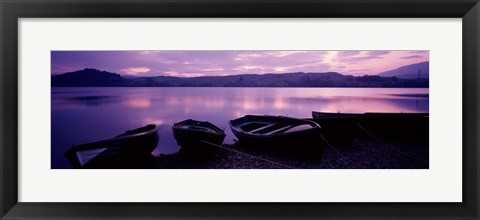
<box><xmin>312</xmin><ymin>111</ymin><xmax>429</xmax><ymax>140</ymax></box>
<box><xmin>312</xmin><ymin>111</ymin><xmax>428</xmax><ymax>119</ymax></box>
<box><xmin>229</xmin><ymin>115</ymin><xmax>322</xmax><ymax>157</ymax></box>
<box><xmin>361</xmin><ymin>112</ymin><xmax>429</xmax><ymax>140</ymax></box>
<box><xmin>312</xmin><ymin>111</ymin><xmax>361</xmax><ymax>118</ymax></box>
<box><xmin>172</xmin><ymin>119</ymin><xmax>226</xmax><ymax>152</ymax></box>
<box><xmin>64</xmin><ymin>124</ymin><xmax>158</xmax><ymax>168</ymax></box>
<box><xmin>307</xmin><ymin>113</ymin><xmax>359</xmax><ymax>146</ymax></box>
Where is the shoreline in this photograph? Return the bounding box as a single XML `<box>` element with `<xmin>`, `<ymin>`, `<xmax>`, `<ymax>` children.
<box><xmin>146</xmin><ymin>133</ymin><xmax>428</xmax><ymax>169</ymax></box>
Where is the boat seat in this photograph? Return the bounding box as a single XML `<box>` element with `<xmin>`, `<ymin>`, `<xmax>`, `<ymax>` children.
<box><xmin>263</xmin><ymin>125</ymin><xmax>296</xmax><ymax>135</ymax></box>
<box><xmin>248</xmin><ymin>124</ymin><xmax>276</xmax><ymax>134</ymax></box>
<box><xmin>283</xmin><ymin>124</ymin><xmax>314</xmax><ymax>133</ymax></box>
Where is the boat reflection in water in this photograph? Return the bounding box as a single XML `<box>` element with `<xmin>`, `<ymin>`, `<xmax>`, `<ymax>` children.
<box><xmin>64</xmin><ymin>124</ymin><xmax>158</xmax><ymax>169</ymax></box>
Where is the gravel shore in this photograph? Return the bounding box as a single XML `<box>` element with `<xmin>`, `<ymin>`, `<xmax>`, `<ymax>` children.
<box><xmin>146</xmin><ymin>132</ymin><xmax>428</xmax><ymax>169</ymax></box>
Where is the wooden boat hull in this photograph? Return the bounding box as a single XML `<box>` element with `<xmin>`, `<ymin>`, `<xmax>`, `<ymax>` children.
<box><xmin>312</xmin><ymin>111</ymin><xmax>360</xmax><ymax>118</ymax></box>
<box><xmin>64</xmin><ymin>124</ymin><xmax>158</xmax><ymax>168</ymax></box>
<box><xmin>172</xmin><ymin>119</ymin><xmax>226</xmax><ymax>154</ymax></box>
<box><xmin>312</xmin><ymin>111</ymin><xmax>429</xmax><ymax>141</ymax></box>
<box><xmin>307</xmin><ymin>115</ymin><xmax>359</xmax><ymax>146</ymax></box>
<box><xmin>229</xmin><ymin>115</ymin><xmax>323</xmax><ymax>158</ymax></box>
<box><xmin>360</xmin><ymin>112</ymin><xmax>429</xmax><ymax>140</ymax></box>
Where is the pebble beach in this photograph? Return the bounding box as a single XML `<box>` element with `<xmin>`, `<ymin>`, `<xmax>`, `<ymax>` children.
<box><xmin>147</xmin><ymin>132</ymin><xmax>428</xmax><ymax>169</ymax></box>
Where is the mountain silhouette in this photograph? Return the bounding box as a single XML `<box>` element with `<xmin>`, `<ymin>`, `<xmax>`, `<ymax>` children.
<box><xmin>52</xmin><ymin>68</ymin><xmax>123</xmax><ymax>86</ymax></box>
<box><xmin>52</xmin><ymin>67</ymin><xmax>428</xmax><ymax>88</ymax></box>
<box><xmin>377</xmin><ymin>62</ymin><xmax>429</xmax><ymax>79</ymax></box>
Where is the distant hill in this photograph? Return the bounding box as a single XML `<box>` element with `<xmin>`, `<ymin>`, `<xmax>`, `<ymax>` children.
<box><xmin>52</xmin><ymin>68</ymin><xmax>123</xmax><ymax>86</ymax></box>
<box><xmin>377</xmin><ymin>62</ymin><xmax>429</xmax><ymax>79</ymax></box>
<box><xmin>52</xmin><ymin>68</ymin><xmax>428</xmax><ymax>88</ymax></box>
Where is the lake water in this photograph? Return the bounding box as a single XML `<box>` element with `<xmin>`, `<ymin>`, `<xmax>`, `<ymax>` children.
<box><xmin>51</xmin><ymin>87</ymin><xmax>429</xmax><ymax>168</ymax></box>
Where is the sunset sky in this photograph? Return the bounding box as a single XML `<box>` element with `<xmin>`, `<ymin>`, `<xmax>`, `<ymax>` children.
<box><xmin>51</xmin><ymin>50</ymin><xmax>429</xmax><ymax>77</ymax></box>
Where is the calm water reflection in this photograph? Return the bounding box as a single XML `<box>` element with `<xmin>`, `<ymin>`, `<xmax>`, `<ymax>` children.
<box><xmin>51</xmin><ymin>87</ymin><xmax>428</xmax><ymax>168</ymax></box>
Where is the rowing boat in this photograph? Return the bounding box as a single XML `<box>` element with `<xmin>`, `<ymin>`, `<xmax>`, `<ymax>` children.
<box><xmin>229</xmin><ymin>115</ymin><xmax>322</xmax><ymax>157</ymax></box>
<box><xmin>64</xmin><ymin>124</ymin><xmax>158</xmax><ymax>168</ymax></box>
<box><xmin>172</xmin><ymin>119</ymin><xmax>226</xmax><ymax>153</ymax></box>
<box><xmin>307</xmin><ymin>113</ymin><xmax>359</xmax><ymax>146</ymax></box>
<box><xmin>312</xmin><ymin>111</ymin><xmax>429</xmax><ymax>141</ymax></box>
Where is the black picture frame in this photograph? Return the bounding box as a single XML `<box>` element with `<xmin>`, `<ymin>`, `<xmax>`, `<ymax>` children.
<box><xmin>1</xmin><ymin>0</ymin><xmax>479</xmax><ymax>219</ymax></box>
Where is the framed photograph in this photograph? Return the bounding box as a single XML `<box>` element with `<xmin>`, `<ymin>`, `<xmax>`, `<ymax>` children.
<box><xmin>50</xmin><ymin>50</ymin><xmax>430</xmax><ymax>170</ymax></box>
<box><xmin>1</xmin><ymin>0</ymin><xmax>479</xmax><ymax>219</ymax></box>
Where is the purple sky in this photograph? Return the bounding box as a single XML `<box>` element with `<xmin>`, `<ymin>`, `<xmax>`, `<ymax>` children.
<box><xmin>51</xmin><ymin>50</ymin><xmax>429</xmax><ymax>77</ymax></box>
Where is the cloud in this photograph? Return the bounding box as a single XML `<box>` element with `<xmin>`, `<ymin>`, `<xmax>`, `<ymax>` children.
<box><xmin>120</xmin><ymin>67</ymin><xmax>151</xmax><ymax>75</ymax></box>
<box><xmin>344</xmin><ymin>56</ymin><xmax>382</xmax><ymax>62</ymax></box>
<box><xmin>274</xmin><ymin>67</ymin><xmax>288</xmax><ymax>72</ymax></box>
<box><xmin>52</xmin><ymin>50</ymin><xmax>429</xmax><ymax>77</ymax></box>
<box><xmin>51</xmin><ymin>65</ymin><xmax>80</xmax><ymax>75</ymax></box>
<box><xmin>242</xmin><ymin>65</ymin><xmax>260</xmax><ymax>70</ymax></box>
<box><xmin>163</xmin><ymin>71</ymin><xmax>205</xmax><ymax>78</ymax></box>
<box><xmin>337</xmin><ymin>51</ymin><xmax>360</xmax><ymax>56</ymax></box>
<box><xmin>336</xmin><ymin>51</ymin><xmax>390</xmax><ymax>63</ymax></box>
<box><xmin>347</xmin><ymin>69</ymin><xmax>370</xmax><ymax>73</ymax></box>
<box><xmin>400</xmin><ymin>55</ymin><xmax>423</xmax><ymax>59</ymax></box>
<box><xmin>367</xmin><ymin>51</ymin><xmax>390</xmax><ymax>56</ymax></box>
<box><xmin>409</xmin><ymin>51</ymin><xmax>427</xmax><ymax>54</ymax></box>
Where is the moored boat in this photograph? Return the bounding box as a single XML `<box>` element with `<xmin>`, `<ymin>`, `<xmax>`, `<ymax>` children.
<box><xmin>229</xmin><ymin>115</ymin><xmax>322</xmax><ymax>157</ymax></box>
<box><xmin>312</xmin><ymin>111</ymin><xmax>361</xmax><ymax>118</ymax></box>
<box><xmin>312</xmin><ymin>111</ymin><xmax>429</xmax><ymax>141</ymax></box>
<box><xmin>360</xmin><ymin>112</ymin><xmax>429</xmax><ymax>140</ymax></box>
<box><xmin>172</xmin><ymin>119</ymin><xmax>226</xmax><ymax>152</ymax></box>
<box><xmin>307</xmin><ymin>113</ymin><xmax>359</xmax><ymax>146</ymax></box>
<box><xmin>64</xmin><ymin>124</ymin><xmax>158</xmax><ymax>168</ymax></box>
